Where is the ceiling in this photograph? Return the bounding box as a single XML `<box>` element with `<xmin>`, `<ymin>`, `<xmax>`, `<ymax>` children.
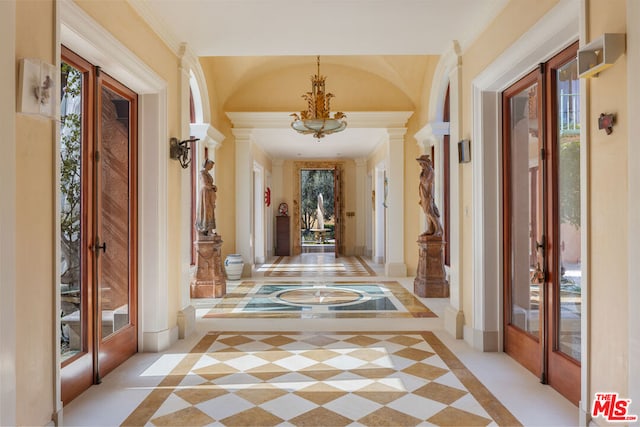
<box><xmin>132</xmin><ymin>0</ymin><xmax>508</xmax><ymax>159</ymax></box>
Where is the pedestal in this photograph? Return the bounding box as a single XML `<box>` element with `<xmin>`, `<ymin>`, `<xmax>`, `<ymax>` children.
<box><xmin>190</xmin><ymin>234</ymin><xmax>226</xmax><ymax>298</ymax></box>
<box><xmin>414</xmin><ymin>234</ymin><xmax>449</xmax><ymax>297</ymax></box>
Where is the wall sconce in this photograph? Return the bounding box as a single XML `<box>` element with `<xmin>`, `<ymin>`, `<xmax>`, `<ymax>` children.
<box><xmin>598</xmin><ymin>113</ymin><xmax>615</xmax><ymax>135</ymax></box>
<box><xmin>170</xmin><ymin>137</ymin><xmax>199</xmax><ymax>168</ymax></box>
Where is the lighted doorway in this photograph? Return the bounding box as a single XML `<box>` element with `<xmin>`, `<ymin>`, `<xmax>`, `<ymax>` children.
<box><xmin>300</xmin><ymin>169</ymin><xmax>335</xmax><ymax>253</ymax></box>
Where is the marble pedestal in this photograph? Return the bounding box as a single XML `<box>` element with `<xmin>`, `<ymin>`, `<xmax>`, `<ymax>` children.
<box><xmin>414</xmin><ymin>234</ymin><xmax>449</xmax><ymax>298</ymax></box>
<box><xmin>190</xmin><ymin>234</ymin><xmax>226</xmax><ymax>298</ymax></box>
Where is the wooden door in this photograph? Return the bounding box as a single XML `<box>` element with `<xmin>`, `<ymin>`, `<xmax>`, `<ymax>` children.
<box><xmin>60</xmin><ymin>48</ymin><xmax>138</xmax><ymax>403</ymax></box>
<box><xmin>502</xmin><ymin>43</ymin><xmax>580</xmax><ymax>405</ymax></box>
<box><xmin>94</xmin><ymin>71</ymin><xmax>138</xmax><ymax>379</ymax></box>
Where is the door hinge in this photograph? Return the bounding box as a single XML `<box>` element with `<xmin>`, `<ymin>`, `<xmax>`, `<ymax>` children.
<box><xmin>94</xmin><ymin>151</ymin><xmax>100</xmax><ymax>162</ymax></box>
<box><xmin>540</xmin><ymin>147</ymin><xmax>546</xmax><ymax>161</ymax></box>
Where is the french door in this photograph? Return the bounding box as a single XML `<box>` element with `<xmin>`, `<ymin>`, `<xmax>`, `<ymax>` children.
<box><xmin>502</xmin><ymin>42</ymin><xmax>581</xmax><ymax>404</ymax></box>
<box><xmin>60</xmin><ymin>47</ymin><xmax>138</xmax><ymax>404</ymax></box>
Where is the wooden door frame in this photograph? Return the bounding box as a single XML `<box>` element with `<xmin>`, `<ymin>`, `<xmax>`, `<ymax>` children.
<box><xmin>543</xmin><ymin>41</ymin><xmax>580</xmax><ymax>405</ymax></box>
<box><xmin>60</xmin><ymin>46</ymin><xmax>96</xmax><ymax>404</ymax></box>
<box><xmin>502</xmin><ymin>42</ymin><xmax>581</xmax><ymax>405</ymax></box>
<box><xmin>94</xmin><ymin>71</ymin><xmax>138</xmax><ymax>379</ymax></box>
<box><xmin>60</xmin><ymin>49</ymin><xmax>138</xmax><ymax>402</ymax></box>
<box><xmin>502</xmin><ymin>67</ymin><xmax>544</xmax><ymax>378</ymax></box>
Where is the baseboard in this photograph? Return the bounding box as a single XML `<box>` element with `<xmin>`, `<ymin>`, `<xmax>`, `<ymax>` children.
<box><xmin>578</xmin><ymin>402</ymin><xmax>591</xmax><ymax>426</ymax></box>
<box><xmin>443</xmin><ymin>305</ymin><xmax>464</xmax><ymax>339</ymax></box>
<box><xmin>385</xmin><ymin>262</ymin><xmax>407</xmax><ymax>277</ymax></box>
<box><xmin>242</xmin><ymin>263</ymin><xmax>253</xmax><ymax>277</ymax></box>
<box><xmin>463</xmin><ymin>326</ymin><xmax>499</xmax><ymax>352</ymax></box>
<box><xmin>354</xmin><ymin>246</ymin><xmax>365</xmax><ymax>256</ymax></box>
<box><xmin>255</xmin><ymin>256</ymin><xmax>265</xmax><ymax>264</ymax></box>
<box><xmin>51</xmin><ymin>399</ymin><xmax>63</xmax><ymax>426</ymax></box>
<box><xmin>374</xmin><ymin>256</ymin><xmax>384</xmax><ymax>264</ymax></box>
<box><xmin>142</xmin><ymin>325</ymin><xmax>179</xmax><ymax>352</ymax></box>
<box><xmin>177</xmin><ymin>305</ymin><xmax>196</xmax><ymax>339</ymax></box>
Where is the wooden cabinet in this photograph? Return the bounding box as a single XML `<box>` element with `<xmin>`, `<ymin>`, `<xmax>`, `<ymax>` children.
<box><xmin>275</xmin><ymin>215</ymin><xmax>290</xmax><ymax>256</ymax></box>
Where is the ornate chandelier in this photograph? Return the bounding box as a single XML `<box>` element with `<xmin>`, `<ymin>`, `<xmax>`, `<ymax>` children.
<box><xmin>291</xmin><ymin>56</ymin><xmax>347</xmax><ymax>139</ymax></box>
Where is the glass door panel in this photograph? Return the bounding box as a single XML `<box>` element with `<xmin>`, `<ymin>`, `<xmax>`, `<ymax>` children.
<box><xmin>60</xmin><ymin>61</ymin><xmax>85</xmax><ymax>362</ymax></box>
<box><xmin>508</xmin><ymin>83</ymin><xmax>542</xmax><ymax>338</ymax></box>
<box><xmin>98</xmin><ymin>85</ymin><xmax>131</xmax><ymax>339</ymax></box>
<box><xmin>555</xmin><ymin>59</ymin><xmax>581</xmax><ymax>361</ymax></box>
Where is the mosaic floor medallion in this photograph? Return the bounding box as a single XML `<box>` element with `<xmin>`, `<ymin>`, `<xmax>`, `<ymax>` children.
<box><xmin>204</xmin><ymin>281</ymin><xmax>437</xmax><ymax>319</ymax></box>
<box><xmin>277</xmin><ymin>287</ymin><xmax>363</xmax><ymax>306</ymax></box>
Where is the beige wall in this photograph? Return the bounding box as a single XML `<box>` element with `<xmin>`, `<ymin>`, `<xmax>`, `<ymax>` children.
<box><xmin>459</xmin><ymin>0</ymin><xmax>559</xmax><ymax>327</ymax></box>
<box><xmin>15</xmin><ymin>1</ymin><xmax>56</xmax><ymax>423</ymax></box>
<box><xmin>13</xmin><ymin>0</ymin><xmax>183</xmax><ymax>423</ymax></box>
<box><xmin>586</xmin><ymin>0</ymin><xmax>629</xmax><ymax>404</ymax></box>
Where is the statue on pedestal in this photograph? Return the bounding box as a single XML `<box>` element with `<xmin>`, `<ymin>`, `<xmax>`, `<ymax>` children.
<box><xmin>191</xmin><ymin>159</ymin><xmax>226</xmax><ymax>298</ymax></box>
<box><xmin>417</xmin><ymin>155</ymin><xmax>443</xmax><ymax>237</ymax></box>
<box><xmin>414</xmin><ymin>154</ymin><xmax>449</xmax><ymax>297</ymax></box>
<box><xmin>196</xmin><ymin>159</ymin><xmax>217</xmax><ymax>236</ymax></box>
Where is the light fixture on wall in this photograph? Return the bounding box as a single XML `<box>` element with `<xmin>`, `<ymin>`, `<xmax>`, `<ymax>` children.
<box><xmin>170</xmin><ymin>137</ymin><xmax>199</xmax><ymax>168</ymax></box>
<box><xmin>291</xmin><ymin>56</ymin><xmax>347</xmax><ymax>140</ymax></box>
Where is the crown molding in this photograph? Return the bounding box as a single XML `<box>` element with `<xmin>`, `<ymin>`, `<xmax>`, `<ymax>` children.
<box><xmin>127</xmin><ymin>0</ymin><xmax>182</xmax><ymax>55</ymax></box>
<box><xmin>61</xmin><ymin>0</ymin><xmax>165</xmax><ymax>93</ymax></box>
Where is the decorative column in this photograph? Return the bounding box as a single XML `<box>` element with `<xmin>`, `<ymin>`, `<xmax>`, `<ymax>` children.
<box><xmin>190</xmin><ymin>234</ymin><xmax>226</xmax><ymax>298</ymax></box>
<box><xmin>385</xmin><ymin>128</ymin><xmax>407</xmax><ymax>276</ymax></box>
<box><xmin>355</xmin><ymin>158</ymin><xmax>367</xmax><ymax>255</ymax></box>
<box><xmin>233</xmin><ymin>128</ymin><xmax>254</xmax><ymax>277</ymax></box>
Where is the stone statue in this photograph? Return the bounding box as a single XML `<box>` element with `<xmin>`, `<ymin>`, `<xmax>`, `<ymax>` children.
<box><xmin>417</xmin><ymin>154</ymin><xmax>443</xmax><ymax>236</ymax></box>
<box><xmin>316</xmin><ymin>193</ymin><xmax>325</xmax><ymax>230</ymax></box>
<box><xmin>195</xmin><ymin>159</ymin><xmax>217</xmax><ymax>236</ymax></box>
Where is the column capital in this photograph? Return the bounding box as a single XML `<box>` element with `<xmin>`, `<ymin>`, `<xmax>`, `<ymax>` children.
<box><xmin>355</xmin><ymin>157</ymin><xmax>367</xmax><ymax>167</ymax></box>
<box><xmin>387</xmin><ymin>128</ymin><xmax>407</xmax><ymax>141</ymax></box>
<box><xmin>231</xmin><ymin>128</ymin><xmax>254</xmax><ymax>142</ymax></box>
<box><xmin>190</xmin><ymin>123</ymin><xmax>225</xmax><ymax>151</ymax></box>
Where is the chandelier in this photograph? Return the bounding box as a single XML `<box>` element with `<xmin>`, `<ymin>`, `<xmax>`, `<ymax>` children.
<box><xmin>291</xmin><ymin>56</ymin><xmax>347</xmax><ymax>139</ymax></box>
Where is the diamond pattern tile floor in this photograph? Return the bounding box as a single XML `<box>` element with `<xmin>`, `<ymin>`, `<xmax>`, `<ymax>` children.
<box><xmin>122</xmin><ymin>332</ymin><xmax>521</xmax><ymax>426</ymax></box>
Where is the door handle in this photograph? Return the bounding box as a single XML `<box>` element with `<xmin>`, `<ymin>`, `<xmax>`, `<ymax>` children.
<box><xmin>535</xmin><ymin>235</ymin><xmax>546</xmax><ymax>254</ymax></box>
<box><xmin>92</xmin><ymin>239</ymin><xmax>107</xmax><ymax>254</ymax></box>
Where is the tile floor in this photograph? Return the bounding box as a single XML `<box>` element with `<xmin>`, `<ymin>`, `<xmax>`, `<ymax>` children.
<box><xmin>62</xmin><ymin>256</ymin><xmax>578</xmax><ymax>426</ymax></box>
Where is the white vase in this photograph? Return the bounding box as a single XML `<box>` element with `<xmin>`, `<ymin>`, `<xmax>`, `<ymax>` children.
<box><xmin>224</xmin><ymin>254</ymin><xmax>244</xmax><ymax>280</ymax></box>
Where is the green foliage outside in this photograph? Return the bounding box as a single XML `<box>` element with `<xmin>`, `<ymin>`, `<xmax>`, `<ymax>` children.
<box><xmin>559</xmin><ymin>134</ymin><xmax>580</xmax><ymax>229</ymax></box>
<box><xmin>300</xmin><ymin>169</ymin><xmax>334</xmax><ymax>239</ymax></box>
<box><xmin>60</xmin><ymin>63</ymin><xmax>82</xmax><ymax>288</ymax></box>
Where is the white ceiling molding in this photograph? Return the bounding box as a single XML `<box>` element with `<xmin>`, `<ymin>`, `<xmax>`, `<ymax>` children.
<box><xmin>226</xmin><ymin>111</ymin><xmax>413</xmax><ymax>129</ymax></box>
<box><xmin>61</xmin><ymin>0</ymin><xmax>165</xmax><ymax>93</ymax></box>
<box><xmin>127</xmin><ymin>0</ymin><xmax>182</xmax><ymax>55</ymax></box>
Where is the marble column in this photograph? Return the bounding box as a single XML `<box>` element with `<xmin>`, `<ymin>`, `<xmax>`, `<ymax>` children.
<box><xmin>190</xmin><ymin>234</ymin><xmax>226</xmax><ymax>298</ymax></box>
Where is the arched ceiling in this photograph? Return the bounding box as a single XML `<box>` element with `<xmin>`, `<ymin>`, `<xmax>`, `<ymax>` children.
<box><xmin>203</xmin><ymin>56</ymin><xmax>439</xmax><ymax>112</ymax></box>
<box><xmin>129</xmin><ymin>0</ymin><xmax>509</xmax><ymax>159</ymax></box>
